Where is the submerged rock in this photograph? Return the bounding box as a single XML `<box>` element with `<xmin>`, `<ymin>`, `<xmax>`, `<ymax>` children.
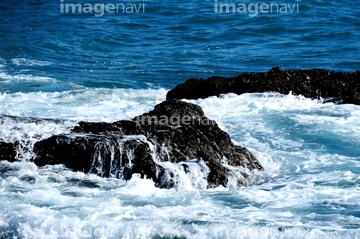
<box><xmin>0</xmin><ymin>100</ymin><xmax>263</xmax><ymax>188</ymax></box>
<box><xmin>166</xmin><ymin>67</ymin><xmax>360</xmax><ymax>105</ymax></box>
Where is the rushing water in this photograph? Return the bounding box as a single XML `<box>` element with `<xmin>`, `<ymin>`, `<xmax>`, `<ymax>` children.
<box><xmin>1</xmin><ymin>0</ymin><xmax>360</xmax><ymax>238</ymax></box>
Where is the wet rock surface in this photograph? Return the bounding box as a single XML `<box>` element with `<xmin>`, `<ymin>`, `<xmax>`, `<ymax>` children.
<box><xmin>0</xmin><ymin>142</ymin><xmax>16</xmax><ymax>162</ymax></box>
<box><xmin>0</xmin><ymin>100</ymin><xmax>263</xmax><ymax>188</ymax></box>
<box><xmin>166</xmin><ymin>67</ymin><xmax>360</xmax><ymax>105</ymax></box>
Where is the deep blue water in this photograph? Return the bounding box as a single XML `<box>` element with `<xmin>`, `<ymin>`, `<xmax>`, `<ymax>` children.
<box><xmin>1</xmin><ymin>0</ymin><xmax>359</xmax><ymax>93</ymax></box>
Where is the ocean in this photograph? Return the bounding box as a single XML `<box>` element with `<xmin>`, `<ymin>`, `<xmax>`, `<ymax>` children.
<box><xmin>1</xmin><ymin>0</ymin><xmax>360</xmax><ymax>238</ymax></box>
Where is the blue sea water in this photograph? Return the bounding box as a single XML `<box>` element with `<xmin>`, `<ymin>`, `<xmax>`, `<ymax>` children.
<box><xmin>1</xmin><ymin>0</ymin><xmax>360</xmax><ymax>238</ymax></box>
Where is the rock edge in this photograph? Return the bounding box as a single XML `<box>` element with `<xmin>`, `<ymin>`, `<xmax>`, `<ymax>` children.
<box><xmin>166</xmin><ymin>67</ymin><xmax>360</xmax><ymax>105</ymax></box>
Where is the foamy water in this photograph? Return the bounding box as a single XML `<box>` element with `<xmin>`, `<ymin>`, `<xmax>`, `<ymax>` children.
<box><xmin>1</xmin><ymin>89</ymin><xmax>360</xmax><ymax>238</ymax></box>
<box><xmin>1</xmin><ymin>0</ymin><xmax>359</xmax><ymax>237</ymax></box>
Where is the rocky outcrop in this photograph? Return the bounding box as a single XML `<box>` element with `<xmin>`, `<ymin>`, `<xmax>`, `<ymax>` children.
<box><xmin>166</xmin><ymin>67</ymin><xmax>360</xmax><ymax>105</ymax></box>
<box><xmin>0</xmin><ymin>100</ymin><xmax>263</xmax><ymax>188</ymax></box>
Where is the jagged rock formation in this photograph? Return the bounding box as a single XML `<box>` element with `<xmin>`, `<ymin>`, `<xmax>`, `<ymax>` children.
<box><xmin>0</xmin><ymin>100</ymin><xmax>263</xmax><ymax>188</ymax></box>
<box><xmin>166</xmin><ymin>67</ymin><xmax>360</xmax><ymax>105</ymax></box>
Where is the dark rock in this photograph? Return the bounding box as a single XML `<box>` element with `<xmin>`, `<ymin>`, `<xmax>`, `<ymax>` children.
<box><xmin>72</xmin><ymin>122</ymin><xmax>122</xmax><ymax>135</ymax></box>
<box><xmin>33</xmin><ymin>135</ymin><xmax>97</xmax><ymax>174</ymax></box>
<box><xmin>32</xmin><ymin>100</ymin><xmax>263</xmax><ymax>188</ymax></box>
<box><xmin>166</xmin><ymin>68</ymin><xmax>360</xmax><ymax>105</ymax></box>
<box><xmin>0</xmin><ymin>100</ymin><xmax>263</xmax><ymax>188</ymax></box>
<box><xmin>0</xmin><ymin>142</ymin><xmax>16</xmax><ymax>162</ymax></box>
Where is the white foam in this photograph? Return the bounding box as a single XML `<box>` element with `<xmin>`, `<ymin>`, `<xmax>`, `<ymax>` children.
<box><xmin>1</xmin><ymin>160</ymin><xmax>360</xmax><ymax>239</ymax></box>
<box><xmin>157</xmin><ymin>158</ymin><xmax>210</xmax><ymax>190</ymax></box>
<box><xmin>0</xmin><ymin>72</ymin><xmax>55</xmax><ymax>83</ymax></box>
<box><xmin>11</xmin><ymin>58</ymin><xmax>52</xmax><ymax>67</ymax></box>
<box><xmin>1</xmin><ymin>91</ymin><xmax>360</xmax><ymax>238</ymax></box>
<box><xmin>186</xmin><ymin>92</ymin><xmax>360</xmax><ymax>168</ymax></box>
<box><xmin>0</xmin><ymin>88</ymin><xmax>167</xmax><ymax>121</ymax></box>
<box><xmin>0</xmin><ymin>116</ymin><xmax>76</xmax><ymax>160</ymax></box>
